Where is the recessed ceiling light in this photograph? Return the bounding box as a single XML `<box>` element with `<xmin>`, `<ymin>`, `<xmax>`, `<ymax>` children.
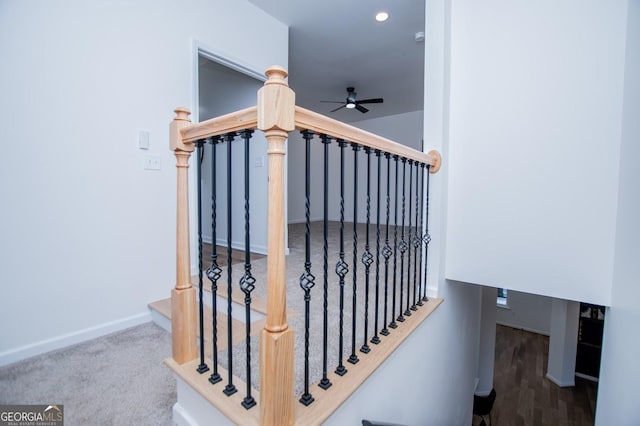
<box><xmin>375</xmin><ymin>11</ymin><xmax>389</xmax><ymax>22</ymax></box>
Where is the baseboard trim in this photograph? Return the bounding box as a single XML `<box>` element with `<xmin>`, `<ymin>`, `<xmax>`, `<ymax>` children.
<box><xmin>0</xmin><ymin>312</ymin><xmax>151</xmax><ymax>367</ymax></box>
<box><xmin>546</xmin><ymin>372</ymin><xmax>575</xmax><ymax>387</ymax></box>
<box><xmin>287</xmin><ymin>217</ymin><xmax>323</xmax><ymax>225</ymax></box>
<box><xmin>173</xmin><ymin>402</ymin><xmax>197</xmax><ymax>426</ymax></box>
<box><xmin>496</xmin><ymin>321</ymin><xmax>550</xmax><ymax>336</ymax></box>
<box><xmin>575</xmin><ymin>372</ymin><xmax>599</xmax><ymax>383</ymax></box>
<box><xmin>192</xmin><ymin>238</ymin><xmax>269</xmax><ymax>275</ymax></box>
<box><xmin>201</xmin><ymin>236</ymin><xmax>267</xmax><ymax>255</ymax></box>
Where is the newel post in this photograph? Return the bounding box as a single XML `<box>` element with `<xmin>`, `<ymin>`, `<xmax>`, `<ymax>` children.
<box><xmin>169</xmin><ymin>107</ymin><xmax>198</xmax><ymax>364</ymax></box>
<box><xmin>258</xmin><ymin>66</ymin><xmax>296</xmax><ymax>426</ymax></box>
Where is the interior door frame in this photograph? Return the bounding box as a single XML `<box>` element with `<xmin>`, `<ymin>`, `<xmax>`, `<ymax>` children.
<box><xmin>188</xmin><ymin>40</ymin><xmax>288</xmax><ymax>275</ymax></box>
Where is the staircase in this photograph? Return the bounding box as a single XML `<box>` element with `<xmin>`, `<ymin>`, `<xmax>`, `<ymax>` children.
<box><xmin>149</xmin><ymin>274</ymin><xmax>271</xmax><ymax>425</ymax></box>
<box><xmin>149</xmin><ymin>271</ymin><xmax>443</xmax><ymax>425</ymax></box>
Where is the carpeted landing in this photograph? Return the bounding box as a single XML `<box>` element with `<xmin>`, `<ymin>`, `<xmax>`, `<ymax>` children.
<box><xmin>0</xmin><ymin>322</ymin><xmax>175</xmax><ymax>425</ymax></box>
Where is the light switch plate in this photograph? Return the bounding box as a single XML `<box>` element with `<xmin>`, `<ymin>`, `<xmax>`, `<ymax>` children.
<box><xmin>144</xmin><ymin>155</ymin><xmax>161</xmax><ymax>170</ymax></box>
<box><xmin>138</xmin><ymin>130</ymin><xmax>150</xmax><ymax>150</ymax></box>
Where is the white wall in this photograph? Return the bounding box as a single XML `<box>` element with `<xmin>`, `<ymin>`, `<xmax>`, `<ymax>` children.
<box><xmin>444</xmin><ymin>0</ymin><xmax>628</xmax><ymax>305</ymax></box>
<box><xmin>596</xmin><ymin>0</ymin><xmax>640</xmax><ymax>422</ymax></box>
<box><xmin>496</xmin><ymin>290</ymin><xmax>553</xmax><ymax>335</ymax></box>
<box><xmin>198</xmin><ymin>63</ymin><xmax>268</xmax><ymax>253</ymax></box>
<box><xmin>326</xmin><ymin>281</ymin><xmax>481</xmax><ymax>426</ymax></box>
<box><xmin>0</xmin><ymin>0</ymin><xmax>287</xmax><ymax>364</ymax></box>
<box><xmin>546</xmin><ymin>299</ymin><xmax>579</xmax><ymax>387</ymax></box>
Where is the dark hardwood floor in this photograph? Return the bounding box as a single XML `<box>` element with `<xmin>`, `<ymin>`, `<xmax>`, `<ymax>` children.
<box><xmin>479</xmin><ymin>325</ymin><xmax>597</xmax><ymax>426</ymax></box>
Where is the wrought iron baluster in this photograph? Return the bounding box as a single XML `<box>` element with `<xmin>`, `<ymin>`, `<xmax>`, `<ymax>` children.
<box><xmin>239</xmin><ymin>130</ymin><xmax>256</xmax><ymax>409</ymax></box>
<box><xmin>335</xmin><ymin>139</ymin><xmax>349</xmax><ymax>376</ymax></box>
<box><xmin>411</xmin><ymin>160</ymin><xmax>420</xmax><ymax>311</ymax></box>
<box><xmin>404</xmin><ymin>160</ymin><xmax>413</xmax><ymax>317</ymax></box>
<box><xmin>389</xmin><ymin>155</ymin><xmax>399</xmax><ymax>330</ymax></box>
<box><xmin>381</xmin><ymin>153</ymin><xmax>392</xmax><ymax>336</ymax></box>
<box><xmin>206</xmin><ymin>136</ymin><xmax>222</xmax><ymax>385</ymax></box>
<box><xmin>319</xmin><ymin>134</ymin><xmax>332</xmax><ymax>390</ymax></box>
<box><xmin>360</xmin><ymin>147</ymin><xmax>373</xmax><ymax>354</ymax></box>
<box><xmin>299</xmin><ymin>130</ymin><xmax>315</xmax><ymax>406</ymax></box>
<box><xmin>195</xmin><ymin>139</ymin><xmax>210</xmax><ymax>375</ymax></box>
<box><xmin>416</xmin><ymin>163</ymin><xmax>425</xmax><ymax>307</ymax></box>
<box><xmin>371</xmin><ymin>150</ymin><xmax>382</xmax><ymax>345</ymax></box>
<box><xmin>397</xmin><ymin>158</ymin><xmax>407</xmax><ymax>323</ymax></box>
<box><xmin>422</xmin><ymin>164</ymin><xmax>432</xmax><ymax>303</ymax></box>
<box><xmin>223</xmin><ymin>132</ymin><xmax>237</xmax><ymax>397</ymax></box>
<box><xmin>348</xmin><ymin>142</ymin><xmax>360</xmax><ymax>365</ymax></box>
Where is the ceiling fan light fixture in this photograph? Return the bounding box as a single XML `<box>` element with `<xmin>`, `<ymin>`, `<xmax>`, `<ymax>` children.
<box><xmin>322</xmin><ymin>86</ymin><xmax>383</xmax><ymax>114</ymax></box>
<box><xmin>375</xmin><ymin>11</ymin><xmax>389</xmax><ymax>22</ymax></box>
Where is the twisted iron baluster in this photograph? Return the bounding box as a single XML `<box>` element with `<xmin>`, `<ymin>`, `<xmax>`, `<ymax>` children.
<box><xmin>397</xmin><ymin>158</ymin><xmax>407</xmax><ymax>323</ymax></box>
<box><xmin>195</xmin><ymin>139</ymin><xmax>210</xmax><ymax>374</ymax></box>
<box><xmin>348</xmin><ymin>142</ymin><xmax>360</xmax><ymax>365</ymax></box>
<box><xmin>411</xmin><ymin>160</ymin><xmax>420</xmax><ymax>311</ymax></box>
<box><xmin>416</xmin><ymin>163</ymin><xmax>425</xmax><ymax>307</ymax></box>
<box><xmin>389</xmin><ymin>155</ymin><xmax>399</xmax><ymax>330</ymax></box>
<box><xmin>404</xmin><ymin>160</ymin><xmax>414</xmax><ymax>317</ymax></box>
<box><xmin>223</xmin><ymin>132</ymin><xmax>237</xmax><ymax>397</ymax></box>
<box><xmin>371</xmin><ymin>150</ymin><xmax>382</xmax><ymax>345</ymax></box>
<box><xmin>239</xmin><ymin>130</ymin><xmax>256</xmax><ymax>409</ymax></box>
<box><xmin>360</xmin><ymin>147</ymin><xmax>373</xmax><ymax>354</ymax></box>
<box><xmin>422</xmin><ymin>164</ymin><xmax>432</xmax><ymax>302</ymax></box>
<box><xmin>299</xmin><ymin>130</ymin><xmax>316</xmax><ymax>406</ymax></box>
<box><xmin>381</xmin><ymin>153</ymin><xmax>392</xmax><ymax>336</ymax></box>
<box><xmin>335</xmin><ymin>139</ymin><xmax>349</xmax><ymax>376</ymax></box>
<box><xmin>319</xmin><ymin>134</ymin><xmax>332</xmax><ymax>390</ymax></box>
<box><xmin>206</xmin><ymin>136</ymin><xmax>222</xmax><ymax>385</ymax></box>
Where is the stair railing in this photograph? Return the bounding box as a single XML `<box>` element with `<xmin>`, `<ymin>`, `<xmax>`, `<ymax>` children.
<box><xmin>169</xmin><ymin>66</ymin><xmax>441</xmax><ymax>426</ymax></box>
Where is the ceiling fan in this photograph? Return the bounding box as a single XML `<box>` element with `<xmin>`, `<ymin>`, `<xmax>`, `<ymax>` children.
<box><xmin>321</xmin><ymin>87</ymin><xmax>383</xmax><ymax>113</ymax></box>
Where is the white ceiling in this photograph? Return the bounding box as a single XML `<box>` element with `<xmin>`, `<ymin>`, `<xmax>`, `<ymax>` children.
<box><xmin>248</xmin><ymin>0</ymin><xmax>425</xmax><ymax>123</ymax></box>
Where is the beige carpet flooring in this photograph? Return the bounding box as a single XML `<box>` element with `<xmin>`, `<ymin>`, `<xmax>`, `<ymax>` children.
<box><xmin>0</xmin><ymin>322</ymin><xmax>175</xmax><ymax>425</ymax></box>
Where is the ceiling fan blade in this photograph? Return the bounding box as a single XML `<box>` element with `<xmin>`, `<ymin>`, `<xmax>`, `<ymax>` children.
<box><xmin>330</xmin><ymin>104</ymin><xmax>347</xmax><ymax>112</ymax></box>
<box><xmin>357</xmin><ymin>98</ymin><xmax>384</xmax><ymax>104</ymax></box>
<box><xmin>320</xmin><ymin>100</ymin><xmax>345</xmax><ymax>103</ymax></box>
<box><xmin>355</xmin><ymin>104</ymin><xmax>369</xmax><ymax>113</ymax></box>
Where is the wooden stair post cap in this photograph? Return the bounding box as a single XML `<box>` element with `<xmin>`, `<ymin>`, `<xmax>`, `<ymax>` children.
<box><xmin>173</xmin><ymin>107</ymin><xmax>191</xmax><ymax>121</ymax></box>
<box><xmin>170</xmin><ymin>107</ymin><xmax>193</xmax><ymax>152</ymax></box>
<box><xmin>258</xmin><ymin>66</ymin><xmax>295</xmax><ymax>132</ymax></box>
<box><xmin>264</xmin><ymin>66</ymin><xmax>289</xmax><ymax>86</ymax></box>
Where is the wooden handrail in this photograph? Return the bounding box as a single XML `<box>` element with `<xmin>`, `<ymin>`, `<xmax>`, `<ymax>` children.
<box><xmin>181</xmin><ymin>106</ymin><xmax>258</xmax><ymax>143</ymax></box>
<box><xmin>294</xmin><ymin>106</ymin><xmax>442</xmax><ymax>172</ymax></box>
<box><xmin>179</xmin><ymin>103</ymin><xmax>442</xmax><ymax>172</ymax></box>
<box><xmin>176</xmin><ymin>83</ymin><xmax>441</xmax><ymax>174</ymax></box>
